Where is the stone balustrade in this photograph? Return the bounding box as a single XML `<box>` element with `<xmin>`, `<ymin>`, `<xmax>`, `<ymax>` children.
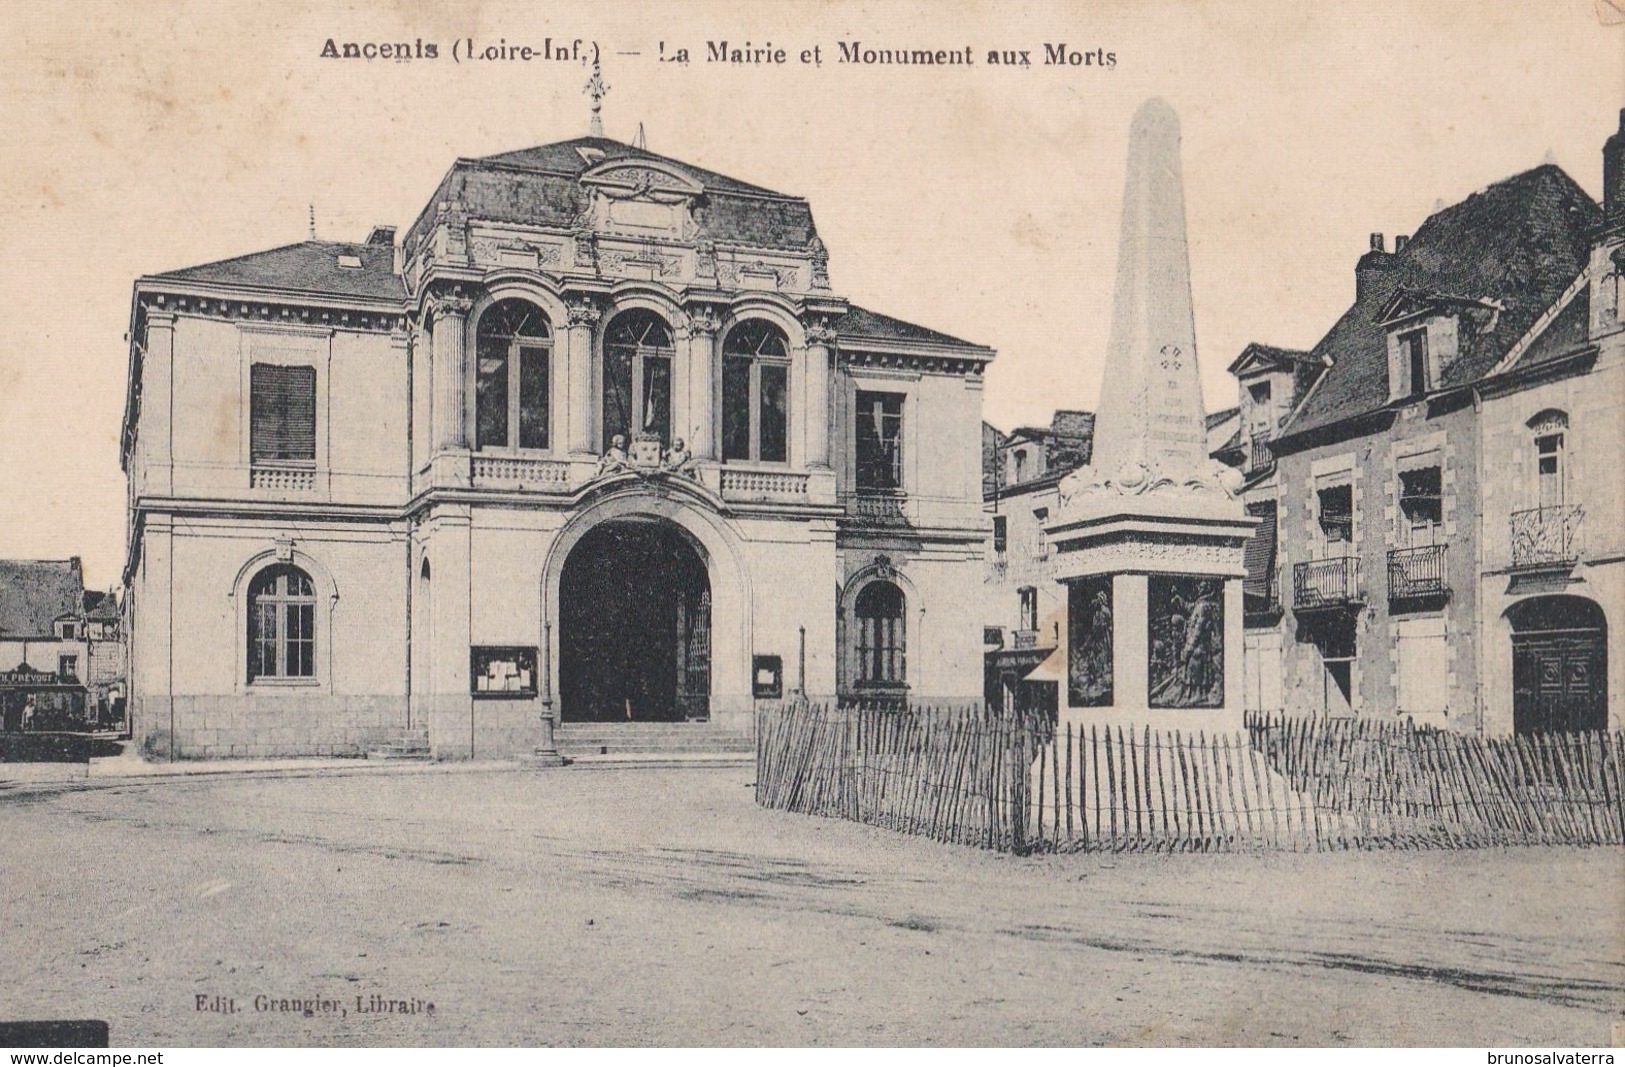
<box><xmin>471</xmin><ymin>455</ymin><xmax>573</xmax><ymax>492</ymax></box>
<box><xmin>250</xmin><ymin>466</ymin><xmax>316</xmax><ymax>491</ymax></box>
<box><xmin>717</xmin><ymin>468</ymin><xmax>812</xmax><ymax>502</ymax></box>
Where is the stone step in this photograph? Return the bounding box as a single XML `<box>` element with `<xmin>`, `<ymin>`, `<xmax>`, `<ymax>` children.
<box><xmin>554</xmin><ymin>723</ymin><xmax>754</xmax><ymax>756</ymax></box>
<box><xmin>366</xmin><ymin>727</ymin><xmax>432</xmax><ymax>761</ymax></box>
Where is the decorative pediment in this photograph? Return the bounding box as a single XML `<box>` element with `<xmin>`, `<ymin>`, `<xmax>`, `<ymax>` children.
<box><xmin>581</xmin><ymin>160</ymin><xmax>705</xmax><ymax>201</ymax></box>
<box><xmin>1377</xmin><ymin>288</ymin><xmax>1501</xmax><ymax>331</ymax></box>
<box><xmin>1377</xmin><ymin>288</ymin><xmax>1443</xmax><ymax>327</ymax></box>
<box><xmin>578</xmin><ymin>161</ymin><xmax>703</xmax><ymax>240</ymax></box>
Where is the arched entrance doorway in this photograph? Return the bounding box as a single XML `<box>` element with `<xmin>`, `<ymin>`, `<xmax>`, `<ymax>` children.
<box><xmin>1508</xmin><ymin>595</ymin><xmax>1607</xmax><ymax>734</ymax></box>
<box><xmin>559</xmin><ymin>518</ymin><xmax>711</xmax><ymax>722</ymax></box>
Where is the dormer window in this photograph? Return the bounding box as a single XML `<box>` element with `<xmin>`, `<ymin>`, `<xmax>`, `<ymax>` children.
<box><xmin>1400</xmin><ymin>329</ymin><xmax>1428</xmax><ymax>396</ymax></box>
<box><xmin>1247</xmin><ymin>380</ymin><xmax>1273</xmax><ymax>433</ymax></box>
<box><xmin>336</xmin><ymin>254</ymin><xmax>363</xmax><ymax>269</ymax></box>
<box><xmin>1379</xmin><ymin>289</ymin><xmax>1498</xmax><ymax>403</ymax></box>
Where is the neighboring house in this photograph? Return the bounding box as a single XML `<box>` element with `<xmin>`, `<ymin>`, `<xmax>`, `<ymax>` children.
<box><xmin>0</xmin><ymin>558</ymin><xmax>121</xmax><ymax>731</ymax></box>
<box><xmin>1210</xmin><ymin>343</ymin><xmax>1329</xmax><ymax>714</ymax></box>
<box><xmin>1258</xmin><ymin>116</ymin><xmax>1620</xmax><ymax>734</ymax></box>
<box><xmin>83</xmin><ymin>589</ymin><xmax>126</xmax><ymax>726</ymax></box>
<box><xmin>1473</xmin><ymin>110</ymin><xmax>1625</xmax><ymax>735</ymax></box>
<box><xmin>122</xmin><ymin>131</ymin><xmax>994</xmax><ymax>759</ymax></box>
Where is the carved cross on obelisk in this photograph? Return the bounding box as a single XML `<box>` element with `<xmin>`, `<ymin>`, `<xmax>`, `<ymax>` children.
<box><xmin>1088</xmin><ymin>98</ymin><xmax>1212</xmax><ymax>485</ymax></box>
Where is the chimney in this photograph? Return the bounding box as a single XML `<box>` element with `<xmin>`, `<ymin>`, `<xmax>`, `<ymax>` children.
<box><xmin>1605</xmin><ymin>108</ymin><xmax>1625</xmax><ymax>237</ymax></box>
<box><xmin>1356</xmin><ymin>235</ymin><xmax>1397</xmax><ymax>303</ymax></box>
<box><xmin>1394</xmin><ymin>234</ymin><xmax>1409</xmax><ymax>253</ymax></box>
<box><xmin>366</xmin><ymin>225</ymin><xmax>397</xmax><ymax>247</ymax></box>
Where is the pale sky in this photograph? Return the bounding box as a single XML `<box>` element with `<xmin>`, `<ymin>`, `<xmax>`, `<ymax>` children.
<box><xmin>0</xmin><ymin>0</ymin><xmax>1619</xmax><ymax>587</ymax></box>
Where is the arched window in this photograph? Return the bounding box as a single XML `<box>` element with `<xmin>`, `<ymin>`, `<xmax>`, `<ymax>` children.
<box><xmin>475</xmin><ymin>299</ymin><xmax>552</xmax><ymax>450</ymax></box>
<box><xmin>854</xmin><ymin>580</ymin><xmax>907</xmax><ymax>686</ymax></box>
<box><xmin>603</xmin><ymin>309</ymin><xmax>674</xmax><ymax>449</ymax></box>
<box><xmin>247</xmin><ymin>565</ymin><xmax>316</xmax><ymax>681</ymax></box>
<box><xmin>721</xmin><ymin>320</ymin><xmax>790</xmax><ymax>463</ymax></box>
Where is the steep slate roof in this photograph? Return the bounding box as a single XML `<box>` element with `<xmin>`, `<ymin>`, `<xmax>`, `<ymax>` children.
<box><xmin>836</xmin><ymin>305</ymin><xmax>988</xmax><ymax>351</ymax></box>
<box><xmin>1281</xmin><ymin>164</ymin><xmax>1601</xmax><ymax>439</ymax></box>
<box><xmin>0</xmin><ymin>559</ymin><xmax>84</xmax><ymax>638</ymax></box>
<box><xmin>477</xmin><ymin>137</ymin><xmax>794</xmax><ymax>199</ymax></box>
<box><xmin>1514</xmin><ymin>286</ymin><xmax>1593</xmax><ymax>369</ymax></box>
<box><xmin>404</xmin><ymin>136</ymin><xmax>818</xmax><ymax>255</ymax></box>
<box><xmin>83</xmin><ymin>590</ymin><xmax>120</xmax><ymax>621</ymax></box>
<box><xmin>144</xmin><ymin>241</ymin><xmax>405</xmax><ymax>303</ymax></box>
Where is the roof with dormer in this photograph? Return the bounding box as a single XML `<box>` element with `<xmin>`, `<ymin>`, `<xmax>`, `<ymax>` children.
<box><xmin>1279</xmin><ymin>164</ymin><xmax>1600</xmax><ymax>441</ymax></box>
<box><xmin>142</xmin><ymin>240</ymin><xmax>406</xmax><ymax>303</ymax></box>
<box><xmin>0</xmin><ymin>559</ymin><xmax>84</xmax><ymax>639</ymax></box>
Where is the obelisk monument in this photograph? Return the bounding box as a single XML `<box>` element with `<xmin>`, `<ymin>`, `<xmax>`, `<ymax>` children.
<box><xmin>1089</xmin><ymin>98</ymin><xmax>1213</xmax><ymax>488</ymax></box>
<box><xmin>1048</xmin><ymin>98</ymin><xmax>1253</xmax><ymax>728</ymax></box>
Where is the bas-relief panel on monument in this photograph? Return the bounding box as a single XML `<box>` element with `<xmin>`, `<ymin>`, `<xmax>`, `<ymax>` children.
<box><xmin>1067</xmin><ymin>575</ymin><xmax>1113</xmax><ymax>707</ymax></box>
<box><xmin>1148</xmin><ymin>574</ymin><xmax>1224</xmax><ymax>709</ymax></box>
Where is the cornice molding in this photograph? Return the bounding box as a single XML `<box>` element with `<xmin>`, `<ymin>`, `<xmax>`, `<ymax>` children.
<box><xmin>136</xmin><ymin>291</ymin><xmax>405</xmax><ymax>334</ymax></box>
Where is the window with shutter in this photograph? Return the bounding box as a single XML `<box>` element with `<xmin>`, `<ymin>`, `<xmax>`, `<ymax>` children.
<box><xmin>1244</xmin><ymin>499</ymin><xmax>1277</xmax><ymax>598</ymax></box>
<box><xmin>250</xmin><ymin>364</ymin><xmax>317</xmax><ymax>464</ymax></box>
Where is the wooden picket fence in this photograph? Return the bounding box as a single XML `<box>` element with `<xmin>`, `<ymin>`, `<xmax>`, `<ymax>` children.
<box><xmin>756</xmin><ymin>702</ymin><xmax>1625</xmax><ymax>853</ymax></box>
<box><xmin>755</xmin><ymin>701</ymin><xmax>1041</xmax><ymax>850</ymax></box>
<box><xmin>1239</xmin><ymin>713</ymin><xmax>1625</xmax><ymax>849</ymax></box>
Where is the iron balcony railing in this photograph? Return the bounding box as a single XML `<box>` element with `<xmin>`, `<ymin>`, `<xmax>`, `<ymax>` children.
<box><xmin>1247</xmin><ymin>434</ymin><xmax>1274</xmax><ymax>475</ymax></box>
<box><xmin>1293</xmin><ymin>556</ymin><xmax>1362</xmax><ymax>610</ymax></box>
<box><xmin>1509</xmin><ymin>505</ymin><xmax>1582</xmax><ymax>569</ymax></box>
<box><xmin>1388</xmin><ymin>543</ymin><xmax>1449</xmax><ymax>600</ymax></box>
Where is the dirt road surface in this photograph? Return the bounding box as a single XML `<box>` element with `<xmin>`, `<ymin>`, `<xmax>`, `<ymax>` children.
<box><xmin>1</xmin><ymin>766</ymin><xmax>1620</xmax><ymax>1046</ymax></box>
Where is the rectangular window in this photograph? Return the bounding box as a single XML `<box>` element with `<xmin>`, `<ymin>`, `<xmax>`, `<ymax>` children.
<box><xmin>517</xmin><ymin>346</ymin><xmax>549</xmax><ymax>449</ymax></box>
<box><xmin>1400</xmin><ymin>329</ymin><xmax>1428</xmax><ymax>396</ymax></box>
<box><xmin>1018</xmin><ymin>587</ymin><xmax>1038</xmax><ymax>632</ymax></box>
<box><xmin>1248</xmin><ymin>380</ymin><xmax>1272</xmax><ymax>431</ymax></box>
<box><xmin>603</xmin><ymin>347</ymin><xmax>634</xmax><ymax>448</ymax></box>
<box><xmin>758</xmin><ymin>364</ymin><xmax>788</xmax><ymax>463</ymax></box>
<box><xmin>1537</xmin><ymin>433</ymin><xmax>1564</xmax><ymax>508</ymax></box>
<box><xmin>992</xmin><ymin>515</ymin><xmax>1007</xmax><ymax>555</ymax></box>
<box><xmin>249</xmin><ymin>363</ymin><xmax>316</xmax><ymax>463</ymax></box>
<box><xmin>58</xmin><ymin>655</ymin><xmax>78</xmax><ymax>682</ymax></box>
<box><xmin>641</xmin><ymin>356</ymin><xmax>672</xmax><ymax>445</ymax></box>
<box><xmin>1317</xmin><ymin>484</ymin><xmax>1353</xmax><ymax>549</ymax></box>
<box><xmin>855</xmin><ymin>391</ymin><xmax>904</xmax><ymax>491</ymax></box>
<box><xmin>476</xmin><ymin>349</ymin><xmax>509</xmax><ymax>449</ymax></box>
<box><xmin>1244</xmin><ymin>499</ymin><xmax>1278</xmax><ymax>601</ymax></box>
<box><xmin>721</xmin><ymin>358</ymin><xmax>752</xmax><ymax>460</ymax></box>
<box><xmin>1033</xmin><ymin>507</ymin><xmax>1050</xmax><ymax>559</ymax></box>
<box><xmin>1398</xmin><ymin>465</ymin><xmax>1443</xmax><ymax>544</ymax></box>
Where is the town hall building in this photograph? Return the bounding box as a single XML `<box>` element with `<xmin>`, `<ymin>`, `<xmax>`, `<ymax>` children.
<box><xmin>122</xmin><ymin>123</ymin><xmax>993</xmax><ymax>760</ymax></box>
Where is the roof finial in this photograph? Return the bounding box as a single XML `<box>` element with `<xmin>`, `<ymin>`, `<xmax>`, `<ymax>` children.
<box><xmin>633</xmin><ymin>121</ymin><xmax>646</xmax><ymax>150</ymax></box>
<box><xmin>584</xmin><ymin>46</ymin><xmax>608</xmax><ymax>138</ymax></box>
<box><xmin>308</xmin><ymin>204</ymin><xmax>316</xmax><ymax>241</ymax></box>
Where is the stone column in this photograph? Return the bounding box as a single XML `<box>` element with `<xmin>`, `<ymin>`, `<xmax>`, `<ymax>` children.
<box><xmin>427</xmin><ymin>288</ymin><xmax>473</xmax><ymax>453</ymax></box>
<box><xmin>684</xmin><ymin>307</ymin><xmax>720</xmax><ymax>459</ymax></box>
<box><xmin>802</xmin><ymin>321</ymin><xmax>836</xmax><ymax>470</ymax></box>
<box><xmin>1112</xmin><ymin>573</ymin><xmax>1150</xmax><ymax>712</ymax></box>
<box><xmin>142</xmin><ymin>308</ymin><xmax>176</xmax><ymax>495</ymax></box>
<box><xmin>565</xmin><ymin>296</ymin><xmax>601</xmax><ymax>456</ymax></box>
<box><xmin>1223</xmin><ymin>576</ymin><xmax>1246</xmax><ymax>722</ymax></box>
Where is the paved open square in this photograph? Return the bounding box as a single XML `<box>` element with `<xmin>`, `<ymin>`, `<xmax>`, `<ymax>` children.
<box><xmin>1</xmin><ymin>765</ymin><xmax>1620</xmax><ymax>1046</ymax></box>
